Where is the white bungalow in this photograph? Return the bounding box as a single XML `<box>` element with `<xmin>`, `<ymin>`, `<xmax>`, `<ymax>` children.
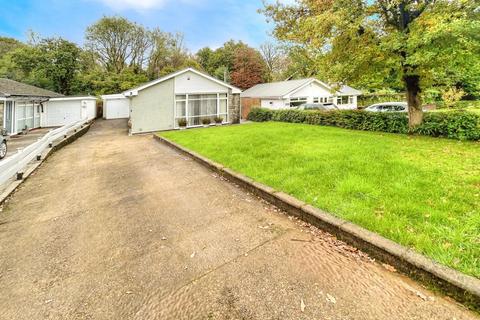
<box><xmin>241</xmin><ymin>78</ymin><xmax>362</xmax><ymax>116</ymax></box>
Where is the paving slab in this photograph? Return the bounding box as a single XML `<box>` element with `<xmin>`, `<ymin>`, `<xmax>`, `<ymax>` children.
<box><xmin>0</xmin><ymin>119</ymin><xmax>477</xmax><ymax>319</ymax></box>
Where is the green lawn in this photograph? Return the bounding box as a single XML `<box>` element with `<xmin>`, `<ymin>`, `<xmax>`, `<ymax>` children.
<box><xmin>160</xmin><ymin>122</ymin><xmax>480</xmax><ymax>278</ymax></box>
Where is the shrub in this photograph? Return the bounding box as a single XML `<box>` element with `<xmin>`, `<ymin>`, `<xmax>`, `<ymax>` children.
<box><xmin>247</xmin><ymin>107</ymin><xmax>272</xmax><ymax>122</ymax></box>
<box><xmin>214</xmin><ymin>116</ymin><xmax>223</xmax><ymax>124</ymax></box>
<box><xmin>442</xmin><ymin>87</ymin><xmax>465</xmax><ymax>108</ymax></box>
<box><xmin>271</xmin><ymin>109</ymin><xmax>308</xmax><ymax>123</ymax></box>
<box><xmin>201</xmin><ymin>118</ymin><xmax>212</xmax><ymax>125</ymax></box>
<box><xmin>246</xmin><ymin>108</ymin><xmax>480</xmax><ymax>140</ymax></box>
<box><xmin>178</xmin><ymin>118</ymin><xmax>187</xmax><ymax>127</ymax></box>
<box><xmin>415</xmin><ymin>111</ymin><xmax>480</xmax><ymax>140</ymax></box>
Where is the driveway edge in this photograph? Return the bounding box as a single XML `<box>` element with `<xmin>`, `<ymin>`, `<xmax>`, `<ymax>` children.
<box><xmin>0</xmin><ymin>122</ymin><xmax>92</xmax><ymax>206</ymax></box>
<box><xmin>154</xmin><ymin>134</ymin><xmax>480</xmax><ymax>310</ymax></box>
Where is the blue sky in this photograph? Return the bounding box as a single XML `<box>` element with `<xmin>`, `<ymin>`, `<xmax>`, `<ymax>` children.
<box><xmin>0</xmin><ymin>0</ymin><xmax>287</xmax><ymax>52</ymax></box>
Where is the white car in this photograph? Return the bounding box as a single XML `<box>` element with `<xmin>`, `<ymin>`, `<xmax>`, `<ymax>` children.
<box><xmin>0</xmin><ymin>130</ymin><xmax>7</xmax><ymax>160</ymax></box>
<box><xmin>365</xmin><ymin>102</ymin><xmax>408</xmax><ymax>112</ymax></box>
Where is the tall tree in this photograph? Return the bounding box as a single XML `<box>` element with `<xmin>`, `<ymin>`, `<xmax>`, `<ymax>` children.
<box><xmin>37</xmin><ymin>38</ymin><xmax>82</xmax><ymax>94</ymax></box>
<box><xmin>263</xmin><ymin>0</ymin><xmax>480</xmax><ymax>128</ymax></box>
<box><xmin>85</xmin><ymin>16</ymin><xmax>152</xmax><ymax>73</ymax></box>
<box><xmin>195</xmin><ymin>40</ymin><xmax>249</xmax><ymax>82</ymax></box>
<box><xmin>147</xmin><ymin>31</ymin><xmax>199</xmax><ymax>79</ymax></box>
<box><xmin>4</xmin><ymin>37</ymin><xmax>81</xmax><ymax>94</ymax></box>
<box><xmin>231</xmin><ymin>46</ymin><xmax>266</xmax><ymax>90</ymax></box>
<box><xmin>259</xmin><ymin>42</ymin><xmax>290</xmax><ymax>81</ymax></box>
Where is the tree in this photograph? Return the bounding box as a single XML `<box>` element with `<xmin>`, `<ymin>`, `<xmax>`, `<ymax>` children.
<box><xmin>0</xmin><ymin>37</ymin><xmax>24</xmax><ymax>58</ymax></box>
<box><xmin>263</xmin><ymin>0</ymin><xmax>480</xmax><ymax>128</ymax></box>
<box><xmin>85</xmin><ymin>16</ymin><xmax>152</xmax><ymax>73</ymax></box>
<box><xmin>195</xmin><ymin>40</ymin><xmax>249</xmax><ymax>82</ymax></box>
<box><xmin>259</xmin><ymin>42</ymin><xmax>290</xmax><ymax>81</ymax></box>
<box><xmin>231</xmin><ymin>46</ymin><xmax>266</xmax><ymax>90</ymax></box>
<box><xmin>37</xmin><ymin>38</ymin><xmax>82</xmax><ymax>94</ymax></box>
<box><xmin>3</xmin><ymin>37</ymin><xmax>81</xmax><ymax>94</ymax></box>
<box><xmin>147</xmin><ymin>31</ymin><xmax>199</xmax><ymax>79</ymax></box>
<box><xmin>196</xmin><ymin>47</ymin><xmax>216</xmax><ymax>74</ymax></box>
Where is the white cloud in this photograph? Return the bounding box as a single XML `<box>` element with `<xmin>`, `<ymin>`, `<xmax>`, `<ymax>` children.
<box><xmin>96</xmin><ymin>0</ymin><xmax>169</xmax><ymax>10</ymax></box>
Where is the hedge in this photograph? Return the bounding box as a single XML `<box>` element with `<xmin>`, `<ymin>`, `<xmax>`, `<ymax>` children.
<box><xmin>247</xmin><ymin>108</ymin><xmax>480</xmax><ymax>141</ymax></box>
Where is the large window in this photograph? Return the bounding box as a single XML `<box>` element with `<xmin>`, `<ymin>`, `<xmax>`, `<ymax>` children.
<box><xmin>175</xmin><ymin>93</ymin><xmax>228</xmax><ymax>127</ymax></box>
<box><xmin>289</xmin><ymin>97</ymin><xmax>307</xmax><ymax>107</ymax></box>
<box><xmin>337</xmin><ymin>96</ymin><xmax>352</xmax><ymax>105</ymax></box>
<box><xmin>313</xmin><ymin>97</ymin><xmax>329</xmax><ymax>104</ymax></box>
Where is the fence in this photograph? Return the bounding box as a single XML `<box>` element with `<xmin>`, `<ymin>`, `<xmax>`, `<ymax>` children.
<box><xmin>0</xmin><ymin>119</ymin><xmax>89</xmax><ymax>187</ymax></box>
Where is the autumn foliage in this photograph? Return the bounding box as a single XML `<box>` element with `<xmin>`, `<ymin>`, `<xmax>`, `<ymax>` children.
<box><xmin>230</xmin><ymin>47</ymin><xmax>266</xmax><ymax>90</ymax></box>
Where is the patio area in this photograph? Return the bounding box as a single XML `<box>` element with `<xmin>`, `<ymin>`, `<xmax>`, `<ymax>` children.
<box><xmin>4</xmin><ymin>127</ymin><xmax>56</xmax><ymax>158</ymax></box>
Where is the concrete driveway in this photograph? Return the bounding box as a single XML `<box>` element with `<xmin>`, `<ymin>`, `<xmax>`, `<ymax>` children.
<box><xmin>0</xmin><ymin>119</ymin><xmax>476</xmax><ymax>319</ymax></box>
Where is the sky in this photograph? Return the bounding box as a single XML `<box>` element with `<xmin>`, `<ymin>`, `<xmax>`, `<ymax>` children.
<box><xmin>0</xmin><ymin>0</ymin><xmax>287</xmax><ymax>52</ymax></box>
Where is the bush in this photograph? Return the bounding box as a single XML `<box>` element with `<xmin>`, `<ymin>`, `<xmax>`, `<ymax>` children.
<box><xmin>247</xmin><ymin>107</ymin><xmax>272</xmax><ymax>122</ymax></box>
<box><xmin>271</xmin><ymin>109</ymin><xmax>307</xmax><ymax>123</ymax></box>
<box><xmin>201</xmin><ymin>118</ymin><xmax>211</xmax><ymax>125</ymax></box>
<box><xmin>415</xmin><ymin>111</ymin><xmax>480</xmax><ymax>140</ymax></box>
<box><xmin>214</xmin><ymin>116</ymin><xmax>223</xmax><ymax>124</ymax></box>
<box><xmin>247</xmin><ymin>108</ymin><xmax>480</xmax><ymax>140</ymax></box>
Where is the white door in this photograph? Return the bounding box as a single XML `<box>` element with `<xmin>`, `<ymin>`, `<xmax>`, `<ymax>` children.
<box><xmin>46</xmin><ymin>101</ymin><xmax>82</xmax><ymax>126</ymax></box>
<box><xmin>106</xmin><ymin>99</ymin><xmax>129</xmax><ymax>119</ymax></box>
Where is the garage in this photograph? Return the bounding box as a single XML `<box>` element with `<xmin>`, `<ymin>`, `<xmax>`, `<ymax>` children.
<box><xmin>43</xmin><ymin>96</ymin><xmax>97</xmax><ymax>127</ymax></box>
<box><xmin>102</xmin><ymin>94</ymin><xmax>130</xmax><ymax>120</ymax></box>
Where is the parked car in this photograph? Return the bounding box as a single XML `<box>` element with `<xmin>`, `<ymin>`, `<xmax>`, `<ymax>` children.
<box><xmin>364</xmin><ymin>102</ymin><xmax>408</xmax><ymax>112</ymax></box>
<box><xmin>297</xmin><ymin>103</ymin><xmax>339</xmax><ymax>111</ymax></box>
<box><xmin>1</xmin><ymin>129</ymin><xmax>8</xmax><ymax>160</ymax></box>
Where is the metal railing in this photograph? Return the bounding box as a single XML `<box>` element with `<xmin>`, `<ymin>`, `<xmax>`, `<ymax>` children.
<box><xmin>0</xmin><ymin>119</ymin><xmax>89</xmax><ymax>187</ymax></box>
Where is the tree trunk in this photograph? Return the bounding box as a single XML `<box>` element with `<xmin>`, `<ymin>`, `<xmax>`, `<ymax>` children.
<box><xmin>404</xmin><ymin>74</ymin><xmax>423</xmax><ymax>130</ymax></box>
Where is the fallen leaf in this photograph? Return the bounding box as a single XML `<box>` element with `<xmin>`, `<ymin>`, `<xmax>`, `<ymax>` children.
<box><xmin>326</xmin><ymin>294</ymin><xmax>336</xmax><ymax>304</ymax></box>
<box><xmin>415</xmin><ymin>291</ymin><xmax>428</xmax><ymax>301</ymax></box>
<box><xmin>382</xmin><ymin>263</ymin><xmax>397</xmax><ymax>272</ymax></box>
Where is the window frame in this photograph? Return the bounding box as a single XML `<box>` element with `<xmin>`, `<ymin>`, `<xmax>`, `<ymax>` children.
<box><xmin>174</xmin><ymin>93</ymin><xmax>229</xmax><ymax>128</ymax></box>
<box><xmin>288</xmin><ymin>97</ymin><xmax>308</xmax><ymax>108</ymax></box>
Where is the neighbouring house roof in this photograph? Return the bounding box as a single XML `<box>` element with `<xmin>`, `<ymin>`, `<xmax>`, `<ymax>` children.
<box><xmin>241</xmin><ymin>79</ymin><xmax>316</xmax><ymax>98</ymax></box>
<box><xmin>241</xmin><ymin>78</ymin><xmax>362</xmax><ymax>99</ymax></box>
<box><xmin>0</xmin><ymin>78</ymin><xmax>63</xmax><ymax>98</ymax></box>
<box><xmin>123</xmin><ymin>68</ymin><xmax>242</xmax><ymax>97</ymax></box>
<box><xmin>336</xmin><ymin>84</ymin><xmax>363</xmax><ymax>96</ymax></box>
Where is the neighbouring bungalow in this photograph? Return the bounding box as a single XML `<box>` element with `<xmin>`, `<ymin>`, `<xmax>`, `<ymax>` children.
<box><xmin>0</xmin><ymin>78</ymin><xmax>96</xmax><ymax>135</ymax></box>
<box><xmin>240</xmin><ymin>78</ymin><xmax>362</xmax><ymax>119</ymax></box>
<box><xmin>123</xmin><ymin>68</ymin><xmax>242</xmax><ymax>134</ymax></box>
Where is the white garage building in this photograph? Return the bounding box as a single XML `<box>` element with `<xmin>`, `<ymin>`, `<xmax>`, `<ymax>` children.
<box><xmin>0</xmin><ymin>78</ymin><xmax>97</xmax><ymax>135</ymax></box>
<box><xmin>101</xmin><ymin>94</ymin><xmax>130</xmax><ymax>120</ymax></box>
<box><xmin>43</xmin><ymin>96</ymin><xmax>97</xmax><ymax>127</ymax></box>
